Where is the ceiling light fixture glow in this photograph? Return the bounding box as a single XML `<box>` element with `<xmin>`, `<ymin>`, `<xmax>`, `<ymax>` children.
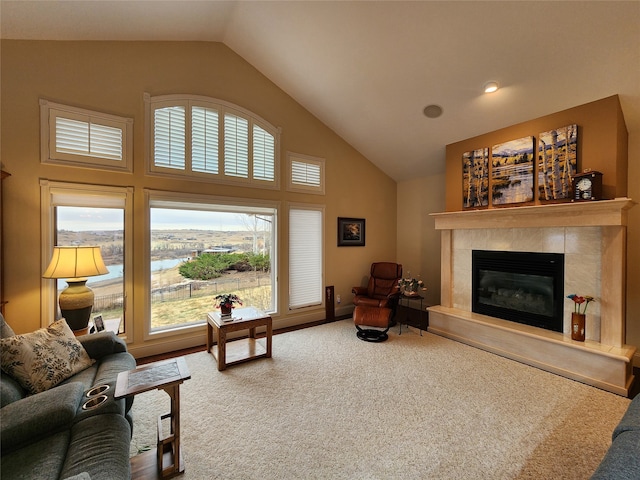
<box><xmin>484</xmin><ymin>81</ymin><xmax>499</xmax><ymax>93</ymax></box>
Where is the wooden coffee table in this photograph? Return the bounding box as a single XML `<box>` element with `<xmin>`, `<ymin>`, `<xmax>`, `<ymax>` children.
<box><xmin>206</xmin><ymin>307</ymin><xmax>272</xmax><ymax>371</ymax></box>
<box><xmin>115</xmin><ymin>357</ymin><xmax>191</xmax><ymax>479</ymax></box>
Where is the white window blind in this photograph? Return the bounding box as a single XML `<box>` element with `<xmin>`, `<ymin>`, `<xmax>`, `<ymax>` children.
<box><xmin>291</xmin><ymin>160</ymin><xmax>321</xmax><ymax>187</ymax></box>
<box><xmin>55</xmin><ymin>118</ymin><xmax>123</xmax><ymax>161</ymax></box>
<box><xmin>224</xmin><ymin>113</ymin><xmax>249</xmax><ymax>178</ymax></box>
<box><xmin>154</xmin><ymin>106</ymin><xmax>186</xmax><ymax>170</ymax></box>
<box><xmin>287</xmin><ymin>153</ymin><xmax>325</xmax><ymax>194</ymax></box>
<box><xmin>253</xmin><ymin>125</ymin><xmax>275</xmax><ymax>181</ymax></box>
<box><xmin>289</xmin><ymin>207</ymin><xmax>323</xmax><ymax>309</ymax></box>
<box><xmin>192</xmin><ymin>106</ymin><xmax>219</xmax><ymax>174</ymax></box>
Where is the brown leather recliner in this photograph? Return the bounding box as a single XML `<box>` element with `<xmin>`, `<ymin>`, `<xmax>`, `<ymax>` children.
<box><xmin>352</xmin><ymin>262</ymin><xmax>402</xmax><ymax>342</ymax></box>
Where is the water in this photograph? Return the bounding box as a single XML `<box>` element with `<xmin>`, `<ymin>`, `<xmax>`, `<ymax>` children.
<box><xmin>57</xmin><ymin>258</ymin><xmax>186</xmax><ymax>287</ymax></box>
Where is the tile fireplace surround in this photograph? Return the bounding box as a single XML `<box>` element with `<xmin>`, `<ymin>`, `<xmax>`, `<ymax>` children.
<box><xmin>428</xmin><ymin>198</ymin><xmax>636</xmax><ymax>395</ymax></box>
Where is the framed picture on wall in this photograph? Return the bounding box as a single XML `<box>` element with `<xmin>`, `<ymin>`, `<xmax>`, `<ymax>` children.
<box><xmin>337</xmin><ymin>217</ymin><xmax>365</xmax><ymax>246</ymax></box>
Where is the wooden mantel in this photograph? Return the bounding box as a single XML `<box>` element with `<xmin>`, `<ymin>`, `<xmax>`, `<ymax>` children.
<box><xmin>428</xmin><ymin>198</ymin><xmax>637</xmax><ymax>395</ymax></box>
<box><xmin>431</xmin><ymin>198</ymin><xmax>636</xmax><ymax>230</ymax></box>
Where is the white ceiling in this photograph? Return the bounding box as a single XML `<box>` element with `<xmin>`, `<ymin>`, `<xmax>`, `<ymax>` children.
<box><xmin>2</xmin><ymin>1</ymin><xmax>639</xmax><ymax>181</ymax></box>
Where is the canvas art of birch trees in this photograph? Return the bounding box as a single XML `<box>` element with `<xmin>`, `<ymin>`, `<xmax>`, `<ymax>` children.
<box><xmin>462</xmin><ymin>148</ymin><xmax>489</xmax><ymax>208</ymax></box>
<box><xmin>538</xmin><ymin>124</ymin><xmax>578</xmax><ymax>201</ymax></box>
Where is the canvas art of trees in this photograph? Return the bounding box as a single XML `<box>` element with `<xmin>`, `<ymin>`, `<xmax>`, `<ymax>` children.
<box><xmin>491</xmin><ymin>136</ymin><xmax>534</xmax><ymax>205</ymax></box>
<box><xmin>462</xmin><ymin>148</ymin><xmax>489</xmax><ymax>208</ymax></box>
<box><xmin>538</xmin><ymin>124</ymin><xmax>578</xmax><ymax>201</ymax></box>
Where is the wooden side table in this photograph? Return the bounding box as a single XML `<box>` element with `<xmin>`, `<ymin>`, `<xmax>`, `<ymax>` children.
<box><xmin>115</xmin><ymin>357</ymin><xmax>191</xmax><ymax>479</ymax></box>
<box><xmin>206</xmin><ymin>307</ymin><xmax>272</xmax><ymax>371</ymax></box>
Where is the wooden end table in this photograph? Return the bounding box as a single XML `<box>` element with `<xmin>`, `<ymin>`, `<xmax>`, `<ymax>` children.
<box><xmin>115</xmin><ymin>357</ymin><xmax>191</xmax><ymax>479</ymax></box>
<box><xmin>206</xmin><ymin>307</ymin><xmax>272</xmax><ymax>371</ymax></box>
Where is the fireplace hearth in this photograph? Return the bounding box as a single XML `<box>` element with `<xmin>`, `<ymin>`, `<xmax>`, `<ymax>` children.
<box><xmin>472</xmin><ymin>250</ymin><xmax>564</xmax><ymax>332</ymax></box>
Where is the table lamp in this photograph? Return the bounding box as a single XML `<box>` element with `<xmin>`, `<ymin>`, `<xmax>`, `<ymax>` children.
<box><xmin>43</xmin><ymin>246</ymin><xmax>109</xmax><ymax>333</ymax></box>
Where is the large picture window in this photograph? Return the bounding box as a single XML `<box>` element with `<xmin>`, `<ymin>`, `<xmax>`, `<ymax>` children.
<box><xmin>147</xmin><ymin>191</ymin><xmax>278</xmax><ymax>334</ymax></box>
<box><xmin>145</xmin><ymin>94</ymin><xmax>280</xmax><ymax>189</ymax></box>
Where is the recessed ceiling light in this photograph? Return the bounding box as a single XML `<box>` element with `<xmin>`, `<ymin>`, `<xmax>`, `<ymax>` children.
<box><xmin>484</xmin><ymin>81</ymin><xmax>499</xmax><ymax>93</ymax></box>
<box><xmin>423</xmin><ymin>104</ymin><xmax>443</xmax><ymax>118</ymax></box>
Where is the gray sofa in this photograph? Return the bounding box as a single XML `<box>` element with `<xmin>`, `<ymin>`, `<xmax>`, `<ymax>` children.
<box><xmin>1</xmin><ymin>314</ymin><xmax>136</xmax><ymax>480</ymax></box>
<box><xmin>591</xmin><ymin>393</ymin><xmax>640</xmax><ymax>479</ymax></box>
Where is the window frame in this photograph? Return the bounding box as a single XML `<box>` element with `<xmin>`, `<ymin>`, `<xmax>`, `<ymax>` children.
<box><xmin>144</xmin><ymin>188</ymin><xmax>280</xmax><ymax>339</ymax></box>
<box><xmin>287</xmin><ymin>152</ymin><xmax>326</xmax><ymax>195</ymax></box>
<box><xmin>144</xmin><ymin>94</ymin><xmax>281</xmax><ymax>190</ymax></box>
<box><xmin>40</xmin><ymin>180</ymin><xmax>134</xmax><ymax>339</ymax></box>
<box><xmin>40</xmin><ymin>99</ymin><xmax>133</xmax><ymax>172</ymax></box>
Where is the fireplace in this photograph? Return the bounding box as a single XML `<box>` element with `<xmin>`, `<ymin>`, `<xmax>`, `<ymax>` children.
<box><xmin>429</xmin><ymin>199</ymin><xmax>636</xmax><ymax>396</ymax></box>
<box><xmin>472</xmin><ymin>250</ymin><xmax>564</xmax><ymax>332</ymax></box>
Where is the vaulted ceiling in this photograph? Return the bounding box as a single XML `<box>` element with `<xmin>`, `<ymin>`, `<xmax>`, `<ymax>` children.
<box><xmin>2</xmin><ymin>1</ymin><xmax>639</xmax><ymax>181</ymax></box>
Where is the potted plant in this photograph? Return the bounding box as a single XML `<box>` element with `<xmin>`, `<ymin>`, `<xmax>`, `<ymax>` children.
<box><xmin>214</xmin><ymin>293</ymin><xmax>243</xmax><ymax>317</ymax></box>
<box><xmin>398</xmin><ymin>277</ymin><xmax>426</xmax><ymax>296</ymax></box>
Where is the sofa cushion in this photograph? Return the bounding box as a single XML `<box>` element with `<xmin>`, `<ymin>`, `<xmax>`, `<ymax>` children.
<box><xmin>0</xmin><ymin>430</ymin><xmax>70</xmax><ymax>480</ymax></box>
<box><xmin>590</xmin><ymin>430</ymin><xmax>640</xmax><ymax>480</ymax></box>
<box><xmin>1</xmin><ymin>371</ymin><xmax>26</xmax><ymax>407</ymax></box>
<box><xmin>1</xmin><ymin>382</ymin><xmax>85</xmax><ymax>454</ymax></box>
<box><xmin>0</xmin><ymin>319</ymin><xmax>95</xmax><ymax>394</ymax></box>
<box><xmin>61</xmin><ymin>413</ymin><xmax>131</xmax><ymax>480</ymax></box>
<box><xmin>0</xmin><ymin>312</ymin><xmax>15</xmax><ymax>338</ymax></box>
<box><xmin>78</xmin><ymin>331</ymin><xmax>128</xmax><ymax>359</ymax></box>
<box><xmin>612</xmin><ymin>394</ymin><xmax>640</xmax><ymax>439</ymax></box>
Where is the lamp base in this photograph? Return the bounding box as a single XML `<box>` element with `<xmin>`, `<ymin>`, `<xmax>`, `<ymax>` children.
<box><xmin>59</xmin><ymin>279</ymin><xmax>94</xmax><ymax>332</ymax></box>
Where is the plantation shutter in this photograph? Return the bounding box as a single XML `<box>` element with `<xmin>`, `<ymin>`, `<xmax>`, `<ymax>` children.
<box><xmin>154</xmin><ymin>106</ymin><xmax>186</xmax><ymax>169</ymax></box>
<box><xmin>289</xmin><ymin>208</ymin><xmax>323</xmax><ymax>309</ymax></box>
<box><xmin>291</xmin><ymin>160</ymin><xmax>321</xmax><ymax>187</ymax></box>
<box><xmin>192</xmin><ymin>106</ymin><xmax>219</xmax><ymax>174</ymax></box>
<box><xmin>252</xmin><ymin>125</ymin><xmax>275</xmax><ymax>181</ymax></box>
<box><xmin>55</xmin><ymin>117</ymin><xmax>123</xmax><ymax>161</ymax></box>
<box><xmin>224</xmin><ymin>113</ymin><xmax>249</xmax><ymax>178</ymax></box>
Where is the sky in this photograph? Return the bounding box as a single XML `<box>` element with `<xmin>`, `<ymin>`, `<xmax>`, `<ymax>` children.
<box><xmin>58</xmin><ymin>206</ymin><xmax>271</xmax><ymax>231</ymax></box>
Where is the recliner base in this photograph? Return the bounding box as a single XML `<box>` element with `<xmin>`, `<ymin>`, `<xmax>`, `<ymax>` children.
<box><xmin>355</xmin><ymin>326</ymin><xmax>389</xmax><ymax>342</ymax></box>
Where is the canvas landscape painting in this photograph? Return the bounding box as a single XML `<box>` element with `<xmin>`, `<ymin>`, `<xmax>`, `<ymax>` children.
<box><xmin>462</xmin><ymin>148</ymin><xmax>489</xmax><ymax>208</ymax></box>
<box><xmin>538</xmin><ymin>124</ymin><xmax>578</xmax><ymax>201</ymax></box>
<box><xmin>491</xmin><ymin>136</ymin><xmax>534</xmax><ymax>205</ymax></box>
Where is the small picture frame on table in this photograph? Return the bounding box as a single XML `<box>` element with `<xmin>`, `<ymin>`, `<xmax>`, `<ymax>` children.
<box><xmin>93</xmin><ymin>315</ymin><xmax>105</xmax><ymax>332</ymax></box>
<box><xmin>337</xmin><ymin>217</ymin><xmax>365</xmax><ymax>247</ymax></box>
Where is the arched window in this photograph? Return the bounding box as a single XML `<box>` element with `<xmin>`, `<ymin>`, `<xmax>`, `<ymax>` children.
<box><xmin>145</xmin><ymin>94</ymin><xmax>280</xmax><ymax>189</ymax></box>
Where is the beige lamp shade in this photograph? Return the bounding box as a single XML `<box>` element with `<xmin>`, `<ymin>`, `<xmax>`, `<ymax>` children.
<box><xmin>43</xmin><ymin>246</ymin><xmax>109</xmax><ymax>280</ymax></box>
<box><xmin>43</xmin><ymin>246</ymin><xmax>109</xmax><ymax>332</ymax></box>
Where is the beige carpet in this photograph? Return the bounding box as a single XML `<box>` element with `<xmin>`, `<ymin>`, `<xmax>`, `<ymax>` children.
<box><xmin>130</xmin><ymin>319</ymin><xmax>630</xmax><ymax>479</ymax></box>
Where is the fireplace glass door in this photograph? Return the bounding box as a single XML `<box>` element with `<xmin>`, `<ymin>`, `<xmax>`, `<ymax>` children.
<box><xmin>472</xmin><ymin>250</ymin><xmax>564</xmax><ymax>332</ymax></box>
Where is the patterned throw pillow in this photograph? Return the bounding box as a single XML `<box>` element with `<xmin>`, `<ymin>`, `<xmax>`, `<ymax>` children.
<box><xmin>0</xmin><ymin>319</ymin><xmax>95</xmax><ymax>394</ymax></box>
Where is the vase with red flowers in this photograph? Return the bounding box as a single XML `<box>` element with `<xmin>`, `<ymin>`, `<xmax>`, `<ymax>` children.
<box><xmin>567</xmin><ymin>294</ymin><xmax>595</xmax><ymax>341</ymax></box>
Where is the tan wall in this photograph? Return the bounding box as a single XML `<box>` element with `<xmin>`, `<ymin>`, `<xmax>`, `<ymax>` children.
<box><xmin>0</xmin><ymin>41</ymin><xmax>397</xmax><ymax>355</ymax></box>
<box><xmin>397</xmin><ymin>175</ymin><xmax>445</xmax><ymax>307</ymax></box>
<box><xmin>441</xmin><ymin>95</ymin><xmax>639</xmax><ymax>361</ymax></box>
